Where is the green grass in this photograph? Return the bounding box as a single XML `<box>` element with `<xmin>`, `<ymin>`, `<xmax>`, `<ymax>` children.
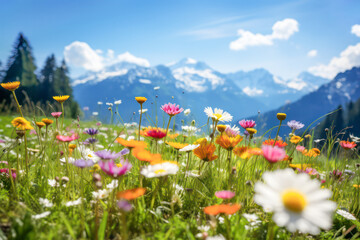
<box><xmin>0</xmin><ymin>113</ymin><xmax>360</xmax><ymax>240</ymax></box>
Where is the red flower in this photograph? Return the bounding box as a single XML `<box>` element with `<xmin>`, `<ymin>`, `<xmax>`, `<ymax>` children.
<box><xmin>340</xmin><ymin>141</ymin><xmax>357</xmax><ymax>150</ymax></box>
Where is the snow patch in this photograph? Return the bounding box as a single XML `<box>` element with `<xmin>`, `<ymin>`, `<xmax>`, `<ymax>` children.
<box><xmin>336</xmin><ymin>81</ymin><xmax>342</xmax><ymax>89</ymax></box>
<box><xmin>243</xmin><ymin>87</ymin><xmax>264</xmax><ymax>96</ymax></box>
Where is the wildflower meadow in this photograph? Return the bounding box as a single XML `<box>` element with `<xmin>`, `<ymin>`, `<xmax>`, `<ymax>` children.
<box><xmin>0</xmin><ymin>80</ymin><xmax>359</xmax><ymax>240</ymax></box>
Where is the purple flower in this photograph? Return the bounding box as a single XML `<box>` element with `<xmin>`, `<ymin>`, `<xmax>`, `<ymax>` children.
<box><xmin>287</xmin><ymin>120</ymin><xmax>304</xmax><ymax>130</ymax></box>
<box><xmin>83</xmin><ymin>138</ymin><xmax>98</xmax><ymax>145</ymax></box>
<box><xmin>239</xmin><ymin>119</ymin><xmax>256</xmax><ymax>129</ymax></box>
<box><xmin>0</xmin><ymin>139</ymin><xmax>5</xmax><ymax>143</ymax></box>
<box><xmin>99</xmin><ymin>160</ymin><xmax>132</xmax><ymax>177</ymax></box>
<box><xmin>72</xmin><ymin>159</ymin><xmax>94</xmax><ymax>168</ymax></box>
<box><xmin>243</xmin><ymin>130</ymin><xmax>249</xmax><ymax>136</ymax></box>
<box><xmin>85</xmin><ymin>128</ymin><xmax>99</xmax><ymax>136</ymax></box>
<box><xmin>117</xmin><ymin>200</ymin><xmax>133</xmax><ymax>212</ymax></box>
<box><xmin>95</xmin><ymin>150</ymin><xmax>124</xmax><ymax>160</ymax></box>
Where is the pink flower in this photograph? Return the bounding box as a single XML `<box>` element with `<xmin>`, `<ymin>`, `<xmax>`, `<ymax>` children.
<box><xmin>239</xmin><ymin>119</ymin><xmax>256</xmax><ymax>129</ymax></box>
<box><xmin>296</xmin><ymin>145</ymin><xmax>306</xmax><ymax>152</ymax></box>
<box><xmin>98</xmin><ymin>160</ymin><xmax>132</xmax><ymax>178</ymax></box>
<box><xmin>261</xmin><ymin>145</ymin><xmax>286</xmax><ymax>163</ymax></box>
<box><xmin>56</xmin><ymin>134</ymin><xmax>79</xmax><ymax>142</ymax></box>
<box><xmin>215</xmin><ymin>190</ymin><xmax>235</xmax><ymax>199</ymax></box>
<box><xmin>29</xmin><ymin>130</ymin><xmax>37</xmax><ymax>135</ymax></box>
<box><xmin>161</xmin><ymin>103</ymin><xmax>184</xmax><ymax>116</ymax></box>
<box><xmin>51</xmin><ymin>112</ymin><xmax>62</xmax><ymax>118</ymax></box>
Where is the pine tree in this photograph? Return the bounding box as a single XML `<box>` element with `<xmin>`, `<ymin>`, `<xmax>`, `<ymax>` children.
<box><xmin>40</xmin><ymin>54</ymin><xmax>57</xmax><ymax>101</ymax></box>
<box><xmin>53</xmin><ymin>59</ymin><xmax>80</xmax><ymax>118</ymax></box>
<box><xmin>3</xmin><ymin>33</ymin><xmax>38</xmax><ymax>86</ymax></box>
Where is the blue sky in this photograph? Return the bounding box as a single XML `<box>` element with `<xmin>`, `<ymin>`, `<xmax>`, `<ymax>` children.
<box><xmin>0</xmin><ymin>0</ymin><xmax>359</xmax><ymax>79</ymax></box>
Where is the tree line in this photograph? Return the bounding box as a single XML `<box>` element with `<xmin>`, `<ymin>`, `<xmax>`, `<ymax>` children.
<box><xmin>0</xmin><ymin>33</ymin><xmax>80</xmax><ymax>118</ymax></box>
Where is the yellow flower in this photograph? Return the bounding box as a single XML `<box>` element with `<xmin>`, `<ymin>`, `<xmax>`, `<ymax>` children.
<box><xmin>36</xmin><ymin>122</ymin><xmax>46</xmax><ymax>129</ymax></box>
<box><xmin>233</xmin><ymin>146</ymin><xmax>251</xmax><ymax>159</ymax></box>
<box><xmin>166</xmin><ymin>141</ymin><xmax>189</xmax><ymax>150</ymax></box>
<box><xmin>289</xmin><ymin>164</ymin><xmax>311</xmax><ymax>170</ymax></box>
<box><xmin>68</xmin><ymin>144</ymin><xmax>77</xmax><ymax>150</ymax></box>
<box><xmin>53</xmin><ymin>95</ymin><xmax>70</xmax><ymax>103</ymax></box>
<box><xmin>353</xmin><ymin>184</ymin><xmax>359</xmax><ymax>189</ymax></box>
<box><xmin>277</xmin><ymin>113</ymin><xmax>287</xmax><ymax>121</ymax></box>
<box><xmin>305</xmin><ymin>134</ymin><xmax>312</xmax><ymax>138</ymax></box>
<box><xmin>194</xmin><ymin>137</ymin><xmax>207</xmax><ymax>144</ymax></box>
<box><xmin>290</xmin><ymin>135</ymin><xmax>303</xmax><ymax>144</ymax></box>
<box><xmin>90</xmin><ymin>164</ymin><xmax>101</xmax><ymax>173</ymax></box>
<box><xmin>42</xmin><ymin>118</ymin><xmax>53</xmax><ymax>125</ymax></box>
<box><xmin>302</xmin><ymin>148</ymin><xmax>321</xmax><ymax>157</ymax></box>
<box><xmin>1</xmin><ymin>81</ymin><xmax>20</xmax><ymax>91</ymax></box>
<box><xmin>217</xmin><ymin>125</ymin><xmax>227</xmax><ymax>133</ymax></box>
<box><xmin>135</xmin><ymin>97</ymin><xmax>147</xmax><ymax>104</ymax></box>
<box><xmin>194</xmin><ymin>139</ymin><xmax>218</xmax><ymax>162</ymax></box>
<box><xmin>246</xmin><ymin>128</ymin><xmax>257</xmax><ymax>135</ymax></box>
<box><xmin>11</xmin><ymin>117</ymin><xmax>33</xmax><ymax>130</ymax></box>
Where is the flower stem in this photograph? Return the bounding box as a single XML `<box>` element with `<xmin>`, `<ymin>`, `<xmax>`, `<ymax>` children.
<box><xmin>12</xmin><ymin>91</ymin><xmax>23</xmax><ymax>117</ymax></box>
<box><xmin>138</xmin><ymin>104</ymin><xmax>143</xmax><ymax>141</ymax></box>
<box><xmin>61</xmin><ymin>102</ymin><xmax>65</xmax><ymax>133</ymax></box>
<box><xmin>274</xmin><ymin>120</ymin><xmax>283</xmax><ymax>145</ymax></box>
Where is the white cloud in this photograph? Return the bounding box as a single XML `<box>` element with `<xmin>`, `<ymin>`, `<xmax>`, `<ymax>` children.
<box><xmin>229</xmin><ymin>18</ymin><xmax>299</xmax><ymax>50</ymax></box>
<box><xmin>242</xmin><ymin>87</ymin><xmax>264</xmax><ymax>96</ymax></box>
<box><xmin>351</xmin><ymin>24</ymin><xmax>360</xmax><ymax>37</ymax></box>
<box><xmin>64</xmin><ymin>41</ymin><xmax>104</xmax><ymax>71</ymax></box>
<box><xmin>64</xmin><ymin>41</ymin><xmax>150</xmax><ymax>71</ymax></box>
<box><xmin>308</xmin><ymin>43</ymin><xmax>360</xmax><ymax>79</ymax></box>
<box><xmin>307</xmin><ymin>49</ymin><xmax>318</xmax><ymax>58</ymax></box>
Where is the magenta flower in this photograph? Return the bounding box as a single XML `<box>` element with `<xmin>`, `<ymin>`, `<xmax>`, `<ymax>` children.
<box><xmin>161</xmin><ymin>103</ymin><xmax>184</xmax><ymax>116</ymax></box>
<box><xmin>261</xmin><ymin>145</ymin><xmax>286</xmax><ymax>163</ymax></box>
<box><xmin>56</xmin><ymin>134</ymin><xmax>79</xmax><ymax>142</ymax></box>
<box><xmin>215</xmin><ymin>190</ymin><xmax>235</xmax><ymax>199</ymax></box>
<box><xmin>0</xmin><ymin>169</ymin><xmax>16</xmax><ymax>179</ymax></box>
<box><xmin>51</xmin><ymin>112</ymin><xmax>62</xmax><ymax>118</ymax></box>
<box><xmin>98</xmin><ymin>160</ymin><xmax>132</xmax><ymax>178</ymax></box>
<box><xmin>239</xmin><ymin>119</ymin><xmax>256</xmax><ymax>129</ymax></box>
<box><xmin>0</xmin><ymin>139</ymin><xmax>5</xmax><ymax>143</ymax></box>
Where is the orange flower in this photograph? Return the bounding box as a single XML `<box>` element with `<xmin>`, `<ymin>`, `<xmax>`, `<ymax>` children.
<box><xmin>168</xmin><ymin>133</ymin><xmax>179</xmax><ymax>139</ymax></box>
<box><xmin>11</xmin><ymin>117</ymin><xmax>33</xmax><ymax>130</ymax></box>
<box><xmin>194</xmin><ymin>139</ymin><xmax>218</xmax><ymax>162</ymax></box>
<box><xmin>290</xmin><ymin>135</ymin><xmax>303</xmax><ymax>144</ymax></box>
<box><xmin>217</xmin><ymin>125</ymin><xmax>227</xmax><ymax>133</ymax></box>
<box><xmin>116</xmin><ymin>138</ymin><xmax>147</xmax><ymax>149</ymax></box>
<box><xmin>69</xmin><ymin>144</ymin><xmax>76</xmax><ymax>150</ymax></box>
<box><xmin>42</xmin><ymin>118</ymin><xmax>53</xmax><ymax>126</ymax></box>
<box><xmin>53</xmin><ymin>95</ymin><xmax>70</xmax><ymax>103</ymax></box>
<box><xmin>166</xmin><ymin>141</ymin><xmax>189</xmax><ymax>150</ymax></box>
<box><xmin>36</xmin><ymin>122</ymin><xmax>46</xmax><ymax>129</ymax></box>
<box><xmin>135</xmin><ymin>97</ymin><xmax>147</xmax><ymax>104</ymax></box>
<box><xmin>247</xmin><ymin>147</ymin><xmax>263</xmax><ymax>156</ymax></box>
<box><xmin>1</xmin><ymin>81</ymin><xmax>20</xmax><ymax>91</ymax></box>
<box><xmin>263</xmin><ymin>139</ymin><xmax>288</xmax><ymax>148</ymax></box>
<box><xmin>132</xmin><ymin>148</ymin><xmax>162</xmax><ymax>162</ymax></box>
<box><xmin>233</xmin><ymin>146</ymin><xmax>251</xmax><ymax>159</ymax></box>
<box><xmin>117</xmin><ymin>188</ymin><xmax>146</xmax><ymax>200</ymax></box>
<box><xmin>302</xmin><ymin>148</ymin><xmax>321</xmax><ymax>157</ymax></box>
<box><xmin>204</xmin><ymin>204</ymin><xmax>241</xmax><ymax>215</ymax></box>
<box><xmin>216</xmin><ymin>134</ymin><xmax>243</xmax><ymax>150</ymax></box>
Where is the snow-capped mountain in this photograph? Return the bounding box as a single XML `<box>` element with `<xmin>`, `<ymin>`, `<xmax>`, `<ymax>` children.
<box><xmin>250</xmin><ymin>67</ymin><xmax>360</xmax><ymax>135</ymax></box>
<box><xmin>72</xmin><ymin>56</ymin><xmax>265</xmax><ymax>124</ymax></box>
<box><xmin>226</xmin><ymin>69</ymin><xmax>329</xmax><ymax>108</ymax></box>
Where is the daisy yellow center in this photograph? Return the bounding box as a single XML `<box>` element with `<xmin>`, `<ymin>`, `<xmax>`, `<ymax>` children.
<box><xmin>213</xmin><ymin>113</ymin><xmax>222</xmax><ymax>120</ymax></box>
<box><xmin>281</xmin><ymin>190</ymin><xmax>307</xmax><ymax>213</ymax></box>
<box><xmin>155</xmin><ymin>169</ymin><xmax>166</xmax><ymax>174</ymax></box>
<box><xmin>88</xmin><ymin>154</ymin><xmax>93</xmax><ymax>158</ymax></box>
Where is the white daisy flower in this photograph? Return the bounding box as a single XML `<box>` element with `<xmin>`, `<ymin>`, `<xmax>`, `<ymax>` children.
<box><xmin>48</xmin><ymin>179</ymin><xmax>59</xmax><ymax>187</ymax></box>
<box><xmin>106</xmin><ymin>180</ymin><xmax>119</xmax><ymax>190</ymax></box>
<box><xmin>204</xmin><ymin>107</ymin><xmax>233</xmax><ymax>122</ymax></box>
<box><xmin>60</xmin><ymin>157</ymin><xmax>75</xmax><ymax>165</ymax></box>
<box><xmin>114</xmin><ymin>100</ymin><xmax>122</xmax><ymax>105</ymax></box>
<box><xmin>197</xmin><ymin>225</ymin><xmax>210</xmax><ymax>232</ymax></box>
<box><xmin>254</xmin><ymin>168</ymin><xmax>336</xmax><ymax>235</ymax></box>
<box><xmin>92</xmin><ymin>112</ymin><xmax>99</xmax><ymax>116</ymax></box>
<box><xmin>92</xmin><ymin>189</ymin><xmax>110</xmax><ymax>200</ymax></box>
<box><xmin>181</xmin><ymin>125</ymin><xmax>198</xmax><ymax>133</ymax></box>
<box><xmin>106</xmin><ymin>102</ymin><xmax>113</xmax><ymax>106</ymax></box>
<box><xmin>179</xmin><ymin>144</ymin><xmax>200</xmax><ymax>152</ymax></box>
<box><xmin>65</xmin><ymin>198</ymin><xmax>82</xmax><ymax>207</ymax></box>
<box><xmin>97</xmin><ymin>102</ymin><xmax>103</xmax><ymax>105</ymax></box>
<box><xmin>206</xmin><ymin>235</ymin><xmax>226</xmax><ymax>240</ymax></box>
<box><xmin>184</xmin><ymin>109</ymin><xmax>191</xmax><ymax>116</ymax></box>
<box><xmin>336</xmin><ymin>209</ymin><xmax>357</xmax><ymax>220</ymax></box>
<box><xmin>127</xmin><ymin>136</ymin><xmax>135</xmax><ymax>141</ymax></box>
<box><xmin>141</xmin><ymin>162</ymin><xmax>179</xmax><ymax>178</ymax></box>
<box><xmin>154</xmin><ymin>86</ymin><xmax>160</xmax><ymax>90</ymax></box>
<box><xmin>39</xmin><ymin>198</ymin><xmax>53</xmax><ymax>208</ymax></box>
<box><xmin>243</xmin><ymin>213</ymin><xmax>261</xmax><ymax>228</ymax></box>
<box><xmin>81</xmin><ymin>149</ymin><xmax>100</xmax><ymax>163</ymax></box>
<box><xmin>32</xmin><ymin>211</ymin><xmax>51</xmax><ymax>219</ymax></box>
<box><xmin>185</xmin><ymin>171</ymin><xmax>200</xmax><ymax>178</ymax></box>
